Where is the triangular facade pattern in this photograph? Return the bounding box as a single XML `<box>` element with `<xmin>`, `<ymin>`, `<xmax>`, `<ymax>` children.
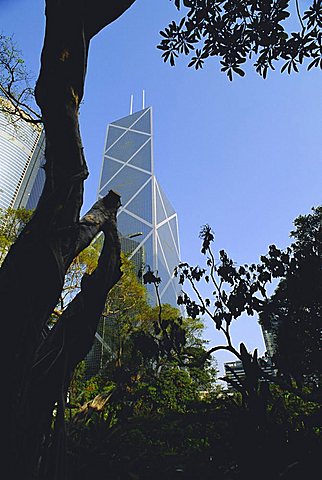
<box><xmin>98</xmin><ymin>107</ymin><xmax>181</xmax><ymax>307</ymax></box>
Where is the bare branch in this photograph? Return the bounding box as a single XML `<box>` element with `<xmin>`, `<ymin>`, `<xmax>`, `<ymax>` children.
<box><xmin>0</xmin><ymin>34</ymin><xmax>41</xmax><ymax>123</ymax></box>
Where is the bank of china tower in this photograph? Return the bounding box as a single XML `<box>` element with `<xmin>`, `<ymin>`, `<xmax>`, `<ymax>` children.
<box><xmin>97</xmin><ymin>106</ymin><xmax>181</xmax><ymax>307</ymax></box>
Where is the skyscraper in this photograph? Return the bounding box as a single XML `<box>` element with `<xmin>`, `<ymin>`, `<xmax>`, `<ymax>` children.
<box><xmin>85</xmin><ymin>106</ymin><xmax>182</xmax><ymax>376</ymax></box>
<box><xmin>97</xmin><ymin>106</ymin><xmax>181</xmax><ymax>307</ymax></box>
<box><xmin>0</xmin><ymin>99</ymin><xmax>45</xmax><ymax>211</ymax></box>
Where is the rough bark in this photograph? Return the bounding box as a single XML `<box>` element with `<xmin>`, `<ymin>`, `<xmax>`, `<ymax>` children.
<box><xmin>0</xmin><ymin>1</ymin><xmax>135</xmax><ymax>478</ymax></box>
<box><xmin>19</xmin><ymin>193</ymin><xmax>122</xmax><ymax>479</ymax></box>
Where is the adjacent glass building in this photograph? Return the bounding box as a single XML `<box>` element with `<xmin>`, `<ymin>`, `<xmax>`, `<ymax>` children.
<box><xmin>262</xmin><ymin>323</ymin><xmax>278</xmax><ymax>359</ymax></box>
<box><xmin>0</xmin><ymin>99</ymin><xmax>45</xmax><ymax>211</ymax></box>
<box><xmin>224</xmin><ymin>356</ymin><xmax>276</xmax><ymax>392</ymax></box>
<box><xmin>98</xmin><ymin>106</ymin><xmax>181</xmax><ymax>307</ymax></box>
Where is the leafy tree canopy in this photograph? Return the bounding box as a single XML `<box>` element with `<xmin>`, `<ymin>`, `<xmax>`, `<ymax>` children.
<box><xmin>162</xmin><ymin>0</ymin><xmax>322</xmax><ymax>79</ymax></box>
<box><xmin>70</xmin><ymin>257</ymin><xmax>218</xmax><ymax>423</ymax></box>
<box><xmin>0</xmin><ymin>207</ymin><xmax>33</xmax><ymax>264</ymax></box>
<box><xmin>260</xmin><ymin>206</ymin><xmax>322</xmax><ymax>389</ymax></box>
<box><xmin>175</xmin><ymin>206</ymin><xmax>322</xmax><ymax>405</ymax></box>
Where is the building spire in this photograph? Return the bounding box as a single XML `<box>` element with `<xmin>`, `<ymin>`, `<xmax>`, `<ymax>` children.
<box><xmin>142</xmin><ymin>90</ymin><xmax>145</xmax><ymax>109</ymax></box>
<box><xmin>130</xmin><ymin>94</ymin><xmax>134</xmax><ymax>115</ymax></box>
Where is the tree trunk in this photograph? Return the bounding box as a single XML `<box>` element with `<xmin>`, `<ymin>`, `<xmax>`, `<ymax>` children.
<box><xmin>0</xmin><ymin>1</ymin><xmax>135</xmax><ymax>478</ymax></box>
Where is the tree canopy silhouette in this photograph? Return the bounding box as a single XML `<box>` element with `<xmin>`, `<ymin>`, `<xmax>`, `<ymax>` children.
<box><xmin>260</xmin><ymin>206</ymin><xmax>322</xmax><ymax>390</ymax></box>
<box><xmin>160</xmin><ymin>0</ymin><xmax>322</xmax><ymax>79</ymax></box>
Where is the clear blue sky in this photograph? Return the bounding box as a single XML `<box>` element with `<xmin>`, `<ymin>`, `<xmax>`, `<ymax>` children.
<box><xmin>2</xmin><ymin>0</ymin><xmax>322</xmax><ymax>375</ymax></box>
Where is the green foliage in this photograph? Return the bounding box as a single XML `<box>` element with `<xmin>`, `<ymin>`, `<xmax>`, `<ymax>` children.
<box><xmin>67</xmin><ymin>385</ymin><xmax>321</xmax><ymax>480</ymax></box>
<box><xmin>62</xmin><ymin>240</ymin><xmax>100</xmax><ymax>298</ymax></box>
<box><xmin>175</xmin><ymin>207</ymin><xmax>322</xmax><ymax>407</ymax></box>
<box><xmin>162</xmin><ymin>1</ymin><xmax>322</xmax><ymax>79</ymax></box>
<box><xmin>81</xmin><ymin>306</ymin><xmax>217</xmax><ymax>419</ymax></box>
<box><xmin>69</xmin><ymin>253</ymin><xmax>218</xmax><ymax>425</ymax></box>
<box><xmin>260</xmin><ymin>206</ymin><xmax>322</xmax><ymax>389</ymax></box>
<box><xmin>0</xmin><ymin>207</ymin><xmax>33</xmax><ymax>264</ymax></box>
<box><xmin>49</xmin><ymin>237</ymin><xmax>102</xmax><ymax>326</ymax></box>
<box><xmin>104</xmin><ymin>253</ymin><xmax>149</xmax><ymax>323</ymax></box>
<box><xmin>133</xmin><ymin>364</ymin><xmax>218</xmax><ymax>416</ymax></box>
<box><xmin>66</xmin><ymin>208</ymin><xmax>322</xmax><ymax>480</ymax></box>
<box><xmin>268</xmin><ymin>384</ymin><xmax>322</xmax><ymax>433</ymax></box>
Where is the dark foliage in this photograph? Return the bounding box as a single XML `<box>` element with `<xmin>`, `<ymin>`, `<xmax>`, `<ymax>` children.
<box><xmin>260</xmin><ymin>206</ymin><xmax>322</xmax><ymax>389</ymax></box>
<box><xmin>66</xmin><ymin>207</ymin><xmax>322</xmax><ymax>480</ymax></box>
<box><xmin>161</xmin><ymin>1</ymin><xmax>322</xmax><ymax>79</ymax></box>
<box><xmin>175</xmin><ymin>207</ymin><xmax>322</xmax><ymax>406</ymax></box>
<box><xmin>66</xmin><ymin>391</ymin><xmax>321</xmax><ymax>480</ymax></box>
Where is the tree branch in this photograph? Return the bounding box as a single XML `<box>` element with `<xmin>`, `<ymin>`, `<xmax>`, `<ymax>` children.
<box><xmin>14</xmin><ymin>191</ymin><xmax>122</xmax><ymax>479</ymax></box>
<box><xmin>84</xmin><ymin>0</ymin><xmax>137</xmax><ymax>39</ymax></box>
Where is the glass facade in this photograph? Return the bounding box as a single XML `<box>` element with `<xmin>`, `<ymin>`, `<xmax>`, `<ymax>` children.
<box><xmin>224</xmin><ymin>357</ymin><xmax>276</xmax><ymax>392</ymax></box>
<box><xmin>86</xmin><ymin>107</ymin><xmax>181</xmax><ymax>376</ymax></box>
<box><xmin>97</xmin><ymin>106</ymin><xmax>181</xmax><ymax>307</ymax></box>
<box><xmin>262</xmin><ymin>324</ymin><xmax>278</xmax><ymax>359</ymax></box>
<box><xmin>0</xmin><ymin>99</ymin><xmax>45</xmax><ymax>212</ymax></box>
